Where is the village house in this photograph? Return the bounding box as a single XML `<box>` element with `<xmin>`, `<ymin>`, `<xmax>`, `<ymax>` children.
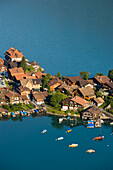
<box><xmin>82</xmin><ymin>106</ymin><xmax>100</xmax><ymax>120</ymax></box>
<box><xmin>58</xmin><ymin>83</ymin><xmax>78</xmax><ymax>96</ymax></box>
<box><xmin>4</xmin><ymin>47</ymin><xmax>23</xmax><ymax>66</ymax></box>
<box><xmin>77</xmin><ymin>86</ymin><xmax>96</xmax><ymax>100</ymax></box>
<box><xmin>63</xmin><ymin>76</ymin><xmax>84</xmax><ymax>86</ymax></box>
<box><xmin>92</xmin><ymin>97</ymin><xmax>104</xmax><ymax>107</ymax></box>
<box><xmin>5</xmin><ymin>90</ymin><xmax>22</xmax><ymax>104</ymax></box>
<box><xmin>78</xmin><ymin>80</ymin><xmax>94</xmax><ymax>88</ymax></box>
<box><xmin>0</xmin><ymin>58</ymin><xmax>4</xmax><ymax>65</ymax></box>
<box><xmin>20</xmin><ymin>78</ymin><xmax>42</xmax><ymax>90</ymax></box>
<box><xmin>8</xmin><ymin>67</ymin><xmax>24</xmax><ymax>80</ymax></box>
<box><xmin>61</xmin><ymin>96</ymin><xmax>89</xmax><ymax>111</ymax></box>
<box><xmin>47</xmin><ymin>77</ymin><xmax>64</xmax><ymax>91</ymax></box>
<box><xmin>0</xmin><ymin>93</ymin><xmax>7</xmax><ymax>105</ymax></box>
<box><xmin>35</xmin><ymin>71</ymin><xmax>46</xmax><ymax>78</ymax></box>
<box><xmin>17</xmin><ymin>86</ymin><xmax>31</xmax><ymax>96</ymax></box>
<box><xmin>105</xmin><ymin>82</ymin><xmax>113</xmax><ymax>92</ymax></box>
<box><xmin>8</xmin><ymin>61</ymin><xmax>18</xmax><ymax>69</ymax></box>
<box><xmin>32</xmin><ymin>91</ymin><xmax>48</xmax><ymax>105</ymax></box>
<box><xmin>93</xmin><ymin>75</ymin><xmax>110</xmax><ymax>86</ymax></box>
<box><xmin>21</xmin><ymin>95</ymin><xmax>30</xmax><ymax>104</ymax></box>
<box><xmin>0</xmin><ymin>64</ymin><xmax>7</xmax><ymax>75</ymax></box>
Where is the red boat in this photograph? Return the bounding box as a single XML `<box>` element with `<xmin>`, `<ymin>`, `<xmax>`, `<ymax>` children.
<box><xmin>93</xmin><ymin>135</ymin><xmax>104</xmax><ymax>141</ymax></box>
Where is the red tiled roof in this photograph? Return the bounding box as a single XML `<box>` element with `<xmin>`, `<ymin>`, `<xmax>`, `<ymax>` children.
<box><xmin>71</xmin><ymin>96</ymin><xmax>89</xmax><ymax>106</ymax></box>
<box><xmin>5</xmin><ymin>47</ymin><xmax>23</xmax><ymax>59</ymax></box>
<box><xmin>9</xmin><ymin>67</ymin><xmax>24</xmax><ymax>76</ymax></box>
<box><xmin>94</xmin><ymin>75</ymin><xmax>110</xmax><ymax>84</ymax></box>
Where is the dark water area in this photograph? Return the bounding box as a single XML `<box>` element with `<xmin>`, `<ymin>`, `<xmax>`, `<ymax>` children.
<box><xmin>0</xmin><ymin>0</ymin><xmax>113</xmax><ymax>77</ymax></box>
<box><xmin>0</xmin><ymin>115</ymin><xmax>113</xmax><ymax>170</ymax></box>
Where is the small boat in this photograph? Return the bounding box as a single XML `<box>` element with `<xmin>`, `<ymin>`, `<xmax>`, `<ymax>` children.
<box><xmin>59</xmin><ymin>118</ymin><xmax>63</xmax><ymax>123</ymax></box>
<box><xmin>66</xmin><ymin>128</ymin><xmax>72</xmax><ymax>133</ymax></box>
<box><xmin>20</xmin><ymin>111</ymin><xmax>24</xmax><ymax>116</ymax></box>
<box><xmin>101</xmin><ymin>119</ymin><xmax>104</xmax><ymax>123</ymax></box>
<box><xmin>93</xmin><ymin>135</ymin><xmax>104</xmax><ymax>141</ymax></box>
<box><xmin>55</xmin><ymin>137</ymin><xmax>64</xmax><ymax>141</ymax></box>
<box><xmin>86</xmin><ymin>149</ymin><xmax>95</xmax><ymax>153</ymax></box>
<box><xmin>23</xmin><ymin>111</ymin><xmax>27</xmax><ymax>116</ymax></box>
<box><xmin>68</xmin><ymin>144</ymin><xmax>78</xmax><ymax>148</ymax></box>
<box><xmin>11</xmin><ymin>112</ymin><xmax>16</xmax><ymax>118</ymax></box>
<box><xmin>110</xmin><ymin>122</ymin><xmax>113</xmax><ymax>125</ymax></box>
<box><xmin>35</xmin><ymin>109</ymin><xmax>39</xmax><ymax>113</ymax></box>
<box><xmin>41</xmin><ymin>129</ymin><xmax>47</xmax><ymax>134</ymax></box>
<box><xmin>87</xmin><ymin>120</ymin><xmax>94</xmax><ymax>128</ymax></box>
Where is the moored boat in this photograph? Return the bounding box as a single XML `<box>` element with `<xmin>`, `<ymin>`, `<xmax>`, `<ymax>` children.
<box><xmin>93</xmin><ymin>135</ymin><xmax>104</xmax><ymax>141</ymax></box>
<box><xmin>87</xmin><ymin>120</ymin><xmax>94</xmax><ymax>128</ymax></box>
<box><xmin>110</xmin><ymin>122</ymin><xmax>113</xmax><ymax>125</ymax></box>
<box><xmin>86</xmin><ymin>149</ymin><xmax>95</xmax><ymax>153</ymax></box>
<box><xmin>11</xmin><ymin>112</ymin><xmax>16</xmax><ymax>118</ymax></box>
<box><xmin>66</xmin><ymin>128</ymin><xmax>72</xmax><ymax>133</ymax></box>
<box><xmin>41</xmin><ymin>129</ymin><xmax>47</xmax><ymax>134</ymax></box>
<box><xmin>59</xmin><ymin>118</ymin><xmax>63</xmax><ymax>123</ymax></box>
<box><xmin>55</xmin><ymin>137</ymin><xmax>64</xmax><ymax>141</ymax></box>
<box><xmin>68</xmin><ymin>144</ymin><xmax>78</xmax><ymax>148</ymax></box>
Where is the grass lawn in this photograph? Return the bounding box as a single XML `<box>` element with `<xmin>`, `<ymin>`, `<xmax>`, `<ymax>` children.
<box><xmin>47</xmin><ymin>106</ymin><xmax>65</xmax><ymax>115</ymax></box>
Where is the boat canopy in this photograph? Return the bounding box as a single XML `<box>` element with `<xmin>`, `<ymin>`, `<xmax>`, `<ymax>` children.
<box><xmin>11</xmin><ymin>112</ymin><xmax>15</xmax><ymax>115</ymax></box>
<box><xmin>35</xmin><ymin>109</ymin><xmax>39</xmax><ymax>113</ymax></box>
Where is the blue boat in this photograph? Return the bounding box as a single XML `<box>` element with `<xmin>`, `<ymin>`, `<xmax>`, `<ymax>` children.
<box><xmin>11</xmin><ymin>112</ymin><xmax>16</xmax><ymax>117</ymax></box>
<box><xmin>35</xmin><ymin>109</ymin><xmax>39</xmax><ymax>113</ymax></box>
<box><xmin>23</xmin><ymin>111</ymin><xmax>27</xmax><ymax>116</ymax></box>
<box><xmin>87</xmin><ymin>120</ymin><xmax>94</xmax><ymax>128</ymax></box>
<box><xmin>20</xmin><ymin>111</ymin><xmax>24</xmax><ymax>116</ymax></box>
<box><xmin>67</xmin><ymin>116</ymin><xmax>70</xmax><ymax>120</ymax></box>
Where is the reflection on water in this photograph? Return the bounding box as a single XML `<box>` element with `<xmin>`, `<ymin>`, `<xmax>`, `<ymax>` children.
<box><xmin>0</xmin><ymin>114</ymin><xmax>112</xmax><ymax>130</ymax></box>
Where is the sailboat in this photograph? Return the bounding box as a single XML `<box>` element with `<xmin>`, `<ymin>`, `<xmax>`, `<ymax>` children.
<box><xmin>93</xmin><ymin>117</ymin><xmax>104</xmax><ymax>141</ymax></box>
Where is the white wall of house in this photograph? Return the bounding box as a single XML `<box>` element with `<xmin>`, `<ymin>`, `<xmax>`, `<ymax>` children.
<box><xmin>61</xmin><ymin>106</ymin><xmax>68</xmax><ymax>111</ymax></box>
<box><xmin>85</xmin><ymin>84</ymin><xmax>93</xmax><ymax>88</ymax></box>
<box><xmin>11</xmin><ymin>58</ymin><xmax>22</xmax><ymax>62</ymax></box>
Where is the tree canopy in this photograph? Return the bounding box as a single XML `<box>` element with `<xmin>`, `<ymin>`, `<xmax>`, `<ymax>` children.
<box><xmin>80</xmin><ymin>71</ymin><xmax>90</xmax><ymax>80</ymax></box>
<box><xmin>57</xmin><ymin>72</ymin><xmax>61</xmax><ymax>79</ymax></box>
<box><xmin>20</xmin><ymin>56</ymin><xmax>27</xmax><ymax>72</ymax></box>
<box><xmin>50</xmin><ymin>91</ymin><xmax>68</xmax><ymax>108</ymax></box>
<box><xmin>96</xmin><ymin>73</ymin><xmax>103</xmax><ymax>76</ymax></box>
<box><xmin>108</xmin><ymin>69</ymin><xmax>113</xmax><ymax>80</ymax></box>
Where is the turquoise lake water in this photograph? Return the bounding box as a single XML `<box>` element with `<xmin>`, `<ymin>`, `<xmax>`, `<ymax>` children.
<box><xmin>0</xmin><ymin>115</ymin><xmax>113</xmax><ymax>170</ymax></box>
<box><xmin>0</xmin><ymin>0</ymin><xmax>113</xmax><ymax>76</ymax></box>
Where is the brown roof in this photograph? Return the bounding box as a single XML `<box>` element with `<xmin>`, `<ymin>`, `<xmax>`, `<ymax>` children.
<box><xmin>78</xmin><ymin>80</ymin><xmax>94</xmax><ymax>87</ymax></box>
<box><xmin>5</xmin><ymin>91</ymin><xmax>20</xmax><ymax>98</ymax></box>
<box><xmin>0</xmin><ymin>107</ymin><xmax>8</xmax><ymax>113</ymax></box>
<box><xmin>71</xmin><ymin>96</ymin><xmax>89</xmax><ymax>106</ymax></box>
<box><xmin>4</xmin><ymin>47</ymin><xmax>23</xmax><ymax>59</ymax></box>
<box><xmin>58</xmin><ymin>83</ymin><xmax>78</xmax><ymax>93</ymax></box>
<box><xmin>94</xmin><ymin>75</ymin><xmax>110</xmax><ymax>84</ymax></box>
<box><xmin>48</xmin><ymin>78</ymin><xmax>63</xmax><ymax>87</ymax></box>
<box><xmin>0</xmin><ymin>58</ymin><xmax>4</xmax><ymax>64</ymax></box>
<box><xmin>93</xmin><ymin>97</ymin><xmax>104</xmax><ymax>104</ymax></box>
<box><xmin>18</xmin><ymin>86</ymin><xmax>30</xmax><ymax>92</ymax></box>
<box><xmin>9</xmin><ymin>67</ymin><xmax>24</xmax><ymax>77</ymax></box>
<box><xmin>78</xmin><ymin>86</ymin><xmax>95</xmax><ymax>98</ymax></box>
<box><xmin>33</xmin><ymin>92</ymin><xmax>48</xmax><ymax>102</ymax></box>
<box><xmin>106</xmin><ymin>82</ymin><xmax>113</xmax><ymax>89</ymax></box>
<box><xmin>68</xmin><ymin>76</ymin><xmax>83</xmax><ymax>83</ymax></box>
<box><xmin>21</xmin><ymin>95</ymin><xmax>29</xmax><ymax>101</ymax></box>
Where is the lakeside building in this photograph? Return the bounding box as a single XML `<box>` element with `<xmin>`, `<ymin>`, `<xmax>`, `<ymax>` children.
<box><xmin>20</xmin><ymin>78</ymin><xmax>42</xmax><ymax>90</ymax></box>
<box><xmin>47</xmin><ymin>77</ymin><xmax>64</xmax><ymax>91</ymax></box>
<box><xmin>8</xmin><ymin>67</ymin><xmax>24</xmax><ymax>80</ymax></box>
<box><xmin>61</xmin><ymin>96</ymin><xmax>89</xmax><ymax>111</ymax></box>
<box><xmin>4</xmin><ymin>47</ymin><xmax>23</xmax><ymax>66</ymax></box>
<box><xmin>93</xmin><ymin>75</ymin><xmax>110</xmax><ymax>86</ymax></box>
<box><xmin>63</xmin><ymin>76</ymin><xmax>84</xmax><ymax>86</ymax></box>
<box><xmin>32</xmin><ymin>91</ymin><xmax>48</xmax><ymax>105</ymax></box>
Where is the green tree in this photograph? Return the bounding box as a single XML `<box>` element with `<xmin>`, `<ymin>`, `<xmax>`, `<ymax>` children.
<box><xmin>96</xmin><ymin>73</ymin><xmax>103</xmax><ymax>76</ymax></box>
<box><xmin>96</xmin><ymin>91</ymin><xmax>102</xmax><ymax>97</ymax></box>
<box><xmin>80</xmin><ymin>71</ymin><xmax>90</xmax><ymax>80</ymax></box>
<box><xmin>57</xmin><ymin>72</ymin><xmax>61</xmax><ymax>79</ymax></box>
<box><xmin>42</xmin><ymin>73</ymin><xmax>52</xmax><ymax>88</ymax></box>
<box><xmin>50</xmin><ymin>91</ymin><xmax>68</xmax><ymax>108</ymax></box>
<box><xmin>108</xmin><ymin>69</ymin><xmax>113</xmax><ymax>80</ymax></box>
<box><xmin>47</xmin><ymin>86</ymin><xmax>50</xmax><ymax>92</ymax></box>
<box><xmin>29</xmin><ymin>65</ymin><xmax>34</xmax><ymax>71</ymax></box>
<box><xmin>20</xmin><ymin>56</ymin><xmax>27</xmax><ymax>72</ymax></box>
<box><xmin>3</xmin><ymin>105</ymin><xmax>10</xmax><ymax>111</ymax></box>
